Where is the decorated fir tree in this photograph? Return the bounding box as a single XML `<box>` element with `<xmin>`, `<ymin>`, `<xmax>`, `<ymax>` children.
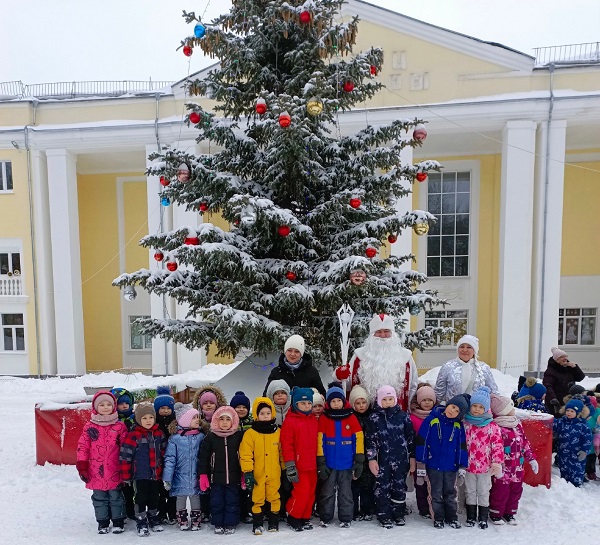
<box><xmin>115</xmin><ymin>0</ymin><xmax>447</xmax><ymax>364</ymax></box>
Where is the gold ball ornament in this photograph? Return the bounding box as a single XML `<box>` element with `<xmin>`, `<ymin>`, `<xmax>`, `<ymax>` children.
<box><xmin>413</xmin><ymin>222</ymin><xmax>430</xmax><ymax>236</ymax></box>
<box><xmin>306</xmin><ymin>97</ymin><xmax>324</xmax><ymax>116</ymax></box>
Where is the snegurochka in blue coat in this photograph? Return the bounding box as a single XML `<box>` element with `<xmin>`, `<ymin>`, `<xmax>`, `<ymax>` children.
<box><xmin>415</xmin><ymin>395</ymin><xmax>469</xmax><ymax>529</ymax></box>
<box><xmin>162</xmin><ymin>407</ymin><xmax>205</xmax><ymax>530</ymax></box>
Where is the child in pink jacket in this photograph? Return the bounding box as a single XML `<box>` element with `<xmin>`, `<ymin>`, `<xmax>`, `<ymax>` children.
<box><xmin>77</xmin><ymin>391</ymin><xmax>129</xmax><ymax>534</ymax></box>
<box><xmin>463</xmin><ymin>386</ymin><xmax>503</xmax><ymax>529</ymax></box>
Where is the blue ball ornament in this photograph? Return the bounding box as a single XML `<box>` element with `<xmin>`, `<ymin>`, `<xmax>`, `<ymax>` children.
<box><xmin>161</xmin><ymin>196</ymin><xmax>171</xmax><ymax>206</ymax></box>
<box><xmin>194</xmin><ymin>23</ymin><xmax>206</xmax><ymax>38</ymax></box>
<box><xmin>409</xmin><ymin>306</ymin><xmax>421</xmax><ymax>316</ymax></box>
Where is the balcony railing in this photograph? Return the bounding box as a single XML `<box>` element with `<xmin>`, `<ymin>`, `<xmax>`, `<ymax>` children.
<box><xmin>0</xmin><ymin>79</ymin><xmax>174</xmax><ymax>100</ymax></box>
<box><xmin>0</xmin><ymin>276</ymin><xmax>23</xmax><ymax>296</ymax></box>
<box><xmin>534</xmin><ymin>42</ymin><xmax>600</xmax><ymax>66</ymax></box>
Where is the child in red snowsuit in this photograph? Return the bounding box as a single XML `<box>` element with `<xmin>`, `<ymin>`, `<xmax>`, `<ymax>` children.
<box><xmin>280</xmin><ymin>387</ymin><xmax>318</xmax><ymax>531</ymax></box>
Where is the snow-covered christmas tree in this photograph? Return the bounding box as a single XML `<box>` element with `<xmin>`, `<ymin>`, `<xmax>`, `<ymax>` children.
<box><xmin>115</xmin><ymin>0</ymin><xmax>446</xmax><ymax>364</ymax></box>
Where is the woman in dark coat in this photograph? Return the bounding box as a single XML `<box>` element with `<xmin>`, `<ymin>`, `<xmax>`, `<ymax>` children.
<box><xmin>263</xmin><ymin>335</ymin><xmax>326</xmax><ymax>397</ymax></box>
<box><xmin>542</xmin><ymin>347</ymin><xmax>585</xmax><ymax>414</ymax></box>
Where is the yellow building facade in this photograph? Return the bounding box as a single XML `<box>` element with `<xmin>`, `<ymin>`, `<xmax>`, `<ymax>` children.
<box><xmin>0</xmin><ymin>0</ymin><xmax>599</xmax><ymax>375</ymax></box>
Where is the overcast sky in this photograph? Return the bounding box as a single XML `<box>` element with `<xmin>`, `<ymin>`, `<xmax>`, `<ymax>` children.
<box><xmin>2</xmin><ymin>0</ymin><xmax>599</xmax><ymax>84</ymax></box>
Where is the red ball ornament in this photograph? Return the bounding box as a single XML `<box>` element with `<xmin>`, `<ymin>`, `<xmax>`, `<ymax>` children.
<box><xmin>255</xmin><ymin>98</ymin><xmax>267</xmax><ymax>115</ymax></box>
<box><xmin>349</xmin><ymin>197</ymin><xmax>361</xmax><ymax>209</ymax></box>
<box><xmin>154</xmin><ymin>251</ymin><xmax>164</xmax><ymax>262</ymax></box>
<box><xmin>183</xmin><ymin>45</ymin><xmax>193</xmax><ymax>57</ymax></box>
<box><xmin>388</xmin><ymin>234</ymin><xmax>397</xmax><ymax>244</ymax></box>
<box><xmin>279</xmin><ymin>111</ymin><xmax>291</xmax><ymax>128</ymax></box>
<box><xmin>278</xmin><ymin>225</ymin><xmax>291</xmax><ymax>237</ymax></box>
<box><xmin>166</xmin><ymin>261</ymin><xmax>178</xmax><ymax>272</ymax></box>
<box><xmin>159</xmin><ymin>176</ymin><xmax>170</xmax><ymax>187</ymax></box>
<box><xmin>189</xmin><ymin>111</ymin><xmax>201</xmax><ymax>124</ymax></box>
<box><xmin>370</xmin><ymin>65</ymin><xmax>377</xmax><ymax>75</ymax></box>
<box><xmin>416</xmin><ymin>172</ymin><xmax>428</xmax><ymax>182</ymax></box>
<box><xmin>286</xmin><ymin>271</ymin><xmax>297</xmax><ymax>281</ymax></box>
<box><xmin>199</xmin><ymin>202</ymin><xmax>209</xmax><ymax>212</ymax></box>
<box><xmin>299</xmin><ymin>10</ymin><xmax>312</xmax><ymax>24</ymax></box>
<box><xmin>343</xmin><ymin>81</ymin><xmax>355</xmax><ymax>93</ymax></box>
<box><xmin>365</xmin><ymin>247</ymin><xmax>377</xmax><ymax>258</ymax></box>
<box><xmin>184</xmin><ymin>236</ymin><xmax>199</xmax><ymax>246</ymax></box>
<box><xmin>413</xmin><ymin>124</ymin><xmax>428</xmax><ymax>141</ymax></box>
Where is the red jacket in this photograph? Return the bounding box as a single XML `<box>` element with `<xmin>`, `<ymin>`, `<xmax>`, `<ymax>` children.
<box><xmin>119</xmin><ymin>424</ymin><xmax>165</xmax><ymax>481</ymax></box>
<box><xmin>280</xmin><ymin>409</ymin><xmax>318</xmax><ymax>471</ymax></box>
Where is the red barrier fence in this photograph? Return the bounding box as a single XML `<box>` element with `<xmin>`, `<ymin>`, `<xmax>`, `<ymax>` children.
<box><xmin>35</xmin><ymin>400</ymin><xmax>92</xmax><ymax>466</ymax></box>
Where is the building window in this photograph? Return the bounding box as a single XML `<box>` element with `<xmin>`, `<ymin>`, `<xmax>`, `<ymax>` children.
<box><xmin>425</xmin><ymin>310</ymin><xmax>468</xmax><ymax>346</ymax></box>
<box><xmin>0</xmin><ymin>161</ymin><xmax>13</xmax><ymax>192</ymax></box>
<box><xmin>0</xmin><ymin>251</ymin><xmax>21</xmax><ymax>276</ymax></box>
<box><xmin>1</xmin><ymin>313</ymin><xmax>25</xmax><ymax>351</ymax></box>
<box><xmin>426</xmin><ymin>171</ymin><xmax>470</xmax><ymax>277</ymax></box>
<box><xmin>130</xmin><ymin>316</ymin><xmax>152</xmax><ymax>350</ymax></box>
<box><xmin>558</xmin><ymin>308</ymin><xmax>596</xmax><ymax>346</ymax></box>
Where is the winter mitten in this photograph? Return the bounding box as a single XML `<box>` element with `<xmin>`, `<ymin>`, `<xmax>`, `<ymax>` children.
<box><xmin>368</xmin><ymin>460</ymin><xmax>379</xmax><ymax>476</ymax></box>
<box><xmin>285</xmin><ymin>461</ymin><xmax>299</xmax><ymax>483</ymax></box>
<box><xmin>244</xmin><ymin>472</ymin><xmax>255</xmax><ymax>490</ymax></box>
<box><xmin>335</xmin><ymin>365</ymin><xmax>350</xmax><ymax>380</ymax></box>
<box><xmin>199</xmin><ymin>474</ymin><xmax>210</xmax><ymax>492</ymax></box>
<box><xmin>458</xmin><ymin>468</ymin><xmax>467</xmax><ymax>479</ymax></box>
<box><xmin>76</xmin><ymin>460</ymin><xmax>89</xmax><ymax>483</ymax></box>
<box><xmin>317</xmin><ymin>456</ymin><xmax>331</xmax><ymax>481</ymax></box>
<box><xmin>491</xmin><ymin>463</ymin><xmax>503</xmax><ymax>479</ymax></box>
<box><xmin>577</xmin><ymin>450</ymin><xmax>587</xmax><ymax>462</ymax></box>
<box><xmin>550</xmin><ymin>399</ymin><xmax>560</xmax><ymax>413</ymax></box>
<box><xmin>163</xmin><ymin>482</ymin><xmax>171</xmax><ymax>491</ymax></box>
<box><xmin>352</xmin><ymin>454</ymin><xmax>365</xmax><ymax>480</ymax></box>
<box><xmin>416</xmin><ymin>462</ymin><xmax>427</xmax><ymax>486</ymax></box>
<box><xmin>529</xmin><ymin>460</ymin><xmax>539</xmax><ymax>474</ymax></box>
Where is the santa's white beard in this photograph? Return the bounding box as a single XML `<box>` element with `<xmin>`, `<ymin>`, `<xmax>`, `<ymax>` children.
<box><xmin>357</xmin><ymin>335</ymin><xmax>408</xmax><ymax>402</ymax></box>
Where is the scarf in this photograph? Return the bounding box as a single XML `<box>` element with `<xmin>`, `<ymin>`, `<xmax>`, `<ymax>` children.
<box><xmin>202</xmin><ymin>409</ymin><xmax>216</xmax><ymax>422</ymax></box>
<box><xmin>464</xmin><ymin>412</ymin><xmax>493</xmax><ymax>427</ymax></box>
<box><xmin>284</xmin><ymin>357</ymin><xmax>303</xmax><ymax>371</ymax></box>
<box><xmin>411</xmin><ymin>405</ymin><xmax>433</xmax><ymax>420</ymax></box>
<box><xmin>251</xmin><ymin>419</ymin><xmax>278</xmax><ymax>434</ymax></box>
<box><xmin>323</xmin><ymin>406</ymin><xmax>354</xmax><ymax>420</ymax></box>
<box><xmin>91</xmin><ymin>412</ymin><xmax>118</xmax><ymax>426</ymax></box>
<box><xmin>211</xmin><ymin>426</ymin><xmax>238</xmax><ymax>437</ymax></box>
<box><xmin>494</xmin><ymin>415</ymin><xmax>519</xmax><ymax>428</ymax></box>
<box><xmin>179</xmin><ymin>428</ymin><xmax>200</xmax><ymax>436</ymax></box>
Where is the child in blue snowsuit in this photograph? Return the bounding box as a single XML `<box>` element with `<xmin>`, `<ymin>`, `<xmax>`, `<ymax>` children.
<box><xmin>416</xmin><ymin>394</ymin><xmax>469</xmax><ymax>529</ymax></box>
<box><xmin>553</xmin><ymin>398</ymin><xmax>593</xmax><ymax>486</ymax></box>
<box><xmin>365</xmin><ymin>385</ymin><xmax>415</xmax><ymax>529</ymax></box>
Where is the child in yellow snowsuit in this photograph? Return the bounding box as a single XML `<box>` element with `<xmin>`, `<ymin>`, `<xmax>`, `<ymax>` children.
<box><xmin>239</xmin><ymin>397</ymin><xmax>284</xmax><ymax>534</ymax></box>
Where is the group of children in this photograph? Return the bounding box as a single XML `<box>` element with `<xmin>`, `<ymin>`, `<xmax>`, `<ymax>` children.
<box><xmin>76</xmin><ymin>376</ymin><xmax>597</xmax><ymax>537</ymax></box>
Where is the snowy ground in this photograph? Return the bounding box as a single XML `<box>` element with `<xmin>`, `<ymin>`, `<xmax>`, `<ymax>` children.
<box><xmin>1</xmin><ymin>365</ymin><xmax>599</xmax><ymax>545</ymax></box>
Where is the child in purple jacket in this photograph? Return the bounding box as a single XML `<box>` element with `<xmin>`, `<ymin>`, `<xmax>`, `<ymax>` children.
<box><xmin>77</xmin><ymin>391</ymin><xmax>128</xmax><ymax>534</ymax></box>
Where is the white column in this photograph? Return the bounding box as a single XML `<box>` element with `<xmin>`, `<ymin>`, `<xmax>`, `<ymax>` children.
<box><xmin>172</xmin><ymin>140</ymin><xmax>208</xmax><ymax>372</ymax></box>
<box><xmin>146</xmin><ymin>144</ymin><xmax>170</xmax><ymax>375</ymax></box>
<box><xmin>497</xmin><ymin>121</ymin><xmax>537</xmax><ymax>377</ymax></box>
<box><xmin>530</xmin><ymin>120</ymin><xmax>567</xmax><ymax>374</ymax></box>
<box><xmin>46</xmin><ymin>149</ymin><xmax>86</xmax><ymax>375</ymax></box>
<box><xmin>31</xmin><ymin>150</ymin><xmax>57</xmax><ymax>375</ymax></box>
<box><xmin>392</xmin><ymin>142</ymin><xmax>414</xmax><ymax>329</ymax></box>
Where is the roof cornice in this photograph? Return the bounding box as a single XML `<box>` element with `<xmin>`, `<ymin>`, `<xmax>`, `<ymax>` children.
<box><xmin>343</xmin><ymin>0</ymin><xmax>535</xmax><ymax>72</ymax></box>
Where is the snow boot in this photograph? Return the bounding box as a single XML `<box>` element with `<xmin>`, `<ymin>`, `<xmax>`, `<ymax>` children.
<box><xmin>448</xmin><ymin>519</ymin><xmax>462</xmax><ymax>529</ymax></box>
<box><xmin>97</xmin><ymin>520</ymin><xmax>110</xmax><ymax>534</ymax></box>
<box><xmin>214</xmin><ymin>526</ymin><xmax>225</xmax><ymax>534</ymax></box>
<box><xmin>135</xmin><ymin>512</ymin><xmax>150</xmax><ymax>537</ymax></box>
<box><xmin>267</xmin><ymin>511</ymin><xmax>279</xmax><ymax>532</ymax></box>
<box><xmin>478</xmin><ymin>506</ymin><xmax>489</xmax><ymax>529</ymax></box>
<box><xmin>112</xmin><ymin>519</ymin><xmax>125</xmax><ymax>534</ymax></box>
<box><xmin>286</xmin><ymin>515</ymin><xmax>303</xmax><ymax>532</ymax></box>
<box><xmin>148</xmin><ymin>509</ymin><xmax>164</xmax><ymax>532</ymax></box>
<box><xmin>490</xmin><ymin>515</ymin><xmax>505</xmax><ymax>525</ymax></box>
<box><xmin>224</xmin><ymin>526</ymin><xmax>236</xmax><ymax>534</ymax></box>
<box><xmin>503</xmin><ymin>514</ymin><xmax>517</xmax><ymax>525</ymax></box>
<box><xmin>465</xmin><ymin>504</ymin><xmax>477</xmax><ymax>527</ymax></box>
<box><xmin>176</xmin><ymin>508</ymin><xmax>189</xmax><ymax>531</ymax></box>
<box><xmin>339</xmin><ymin>521</ymin><xmax>351</xmax><ymax>528</ymax></box>
<box><xmin>190</xmin><ymin>509</ymin><xmax>202</xmax><ymax>531</ymax></box>
<box><xmin>433</xmin><ymin>520</ymin><xmax>444</xmax><ymax>529</ymax></box>
<box><xmin>252</xmin><ymin>513</ymin><xmax>264</xmax><ymax>535</ymax></box>
<box><xmin>379</xmin><ymin>519</ymin><xmax>393</xmax><ymax>529</ymax></box>
<box><xmin>302</xmin><ymin>519</ymin><xmax>314</xmax><ymax>530</ymax></box>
